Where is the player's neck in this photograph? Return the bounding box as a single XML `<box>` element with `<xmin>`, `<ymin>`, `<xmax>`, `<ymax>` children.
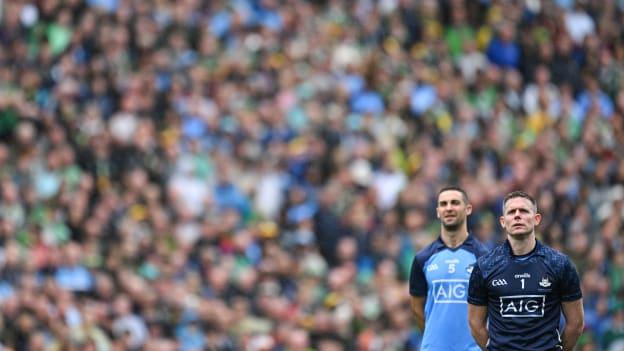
<box><xmin>441</xmin><ymin>230</ymin><xmax>469</xmax><ymax>249</ymax></box>
<box><xmin>507</xmin><ymin>233</ymin><xmax>536</xmax><ymax>256</ymax></box>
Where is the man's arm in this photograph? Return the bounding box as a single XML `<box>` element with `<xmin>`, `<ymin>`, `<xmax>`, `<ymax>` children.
<box><xmin>408</xmin><ymin>253</ymin><xmax>427</xmax><ymax>332</ymax></box>
<box><xmin>410</xmin><ymin>296</ymin><xmax>425</xmax><ymax>332</ymax></box>
<box><xmin>468</xmin><ymin>303</ymin><xmax>488</xmax><ymax>350</ymax></box>
<box><xmin>561</xmin><ymin>298</ymin><xmax>584</xmax><ymax>351</ymax></box>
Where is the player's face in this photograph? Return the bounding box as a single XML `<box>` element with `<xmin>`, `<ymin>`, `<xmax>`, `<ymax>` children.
<box><xmin>436</xmin><ymin>190</ymin><xmax>472</xmax><ymax>231</ymax></box>
<box><xmin>500</xmin><ymin>197</ymin><xmax>542</xmax><ymax>237</ymax></box>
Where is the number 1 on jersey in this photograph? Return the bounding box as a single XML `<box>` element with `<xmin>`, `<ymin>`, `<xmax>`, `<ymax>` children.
<box><xmin>521</xmin><ymin>278</ymin><xmax>525</xmax><ymax>289</ymax></box>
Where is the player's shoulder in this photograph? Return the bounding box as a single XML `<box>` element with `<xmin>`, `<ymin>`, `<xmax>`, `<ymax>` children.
<box><xmin>477</xmin><ymin>242</ymin><xmax>508</xmax><ymax>262</ymax></box>
<box><xmin>475</xmin><ymin>243</ymin><xmax>509</xmax><ymax>275</ymax></box>
<box><xmin>414</xmin><ymin>237</ymin><xmax>445</xmax><ymax>263</ymax></box>
<box><xmin>465</xmin><ymin>235</ymin><xmax>489</xmax><ymax>257</ymax></box>
<box><xmin>536</xmin><ymin>241</ymin><xmax>574</xmax><ymax>271</ymax></box>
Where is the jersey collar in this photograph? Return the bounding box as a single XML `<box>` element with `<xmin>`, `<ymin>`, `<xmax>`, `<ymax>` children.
<box><xmin>503</xmin><ymin>238</ymin><xmax>545</xmax><ymax>258</ymax></box>
<box><xmin>437</xmin><ymin>234</ymin><xmax>475</xmax><ymax>250</ymax></box>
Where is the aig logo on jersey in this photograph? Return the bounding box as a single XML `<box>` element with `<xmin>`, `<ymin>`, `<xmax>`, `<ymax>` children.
<box><xmin>500</xmin><ymin>295</ymin><xmax>546</xmax><ymax>317</ymax></box>
<box><xmin>432</xmin><ymin>279</ymin><xmax>468</xmax><ymax>304</ymax></box>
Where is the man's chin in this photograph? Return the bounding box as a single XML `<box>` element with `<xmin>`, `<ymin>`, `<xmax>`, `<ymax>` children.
<box><xmin>442</xmin><ymin>222</ymin><xmax>462</xmax><ymax>231</ymax></box>
<box><xmin>507</xmin><ymin>230</ymin><xmax>533</xmax><ymax>238</ymax></box>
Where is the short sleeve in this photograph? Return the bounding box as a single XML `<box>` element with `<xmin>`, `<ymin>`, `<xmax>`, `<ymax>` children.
<box><xmin>409</xmin><ymin>256</ymin><xmax>427</xmax><ymax>297</ymax></box>
<box><xmin>559</xmin><ymin>257</ymin><xmax>582</xmax><ymax>302</ymax></box>
<box><xmin>468</xmin><ymin>263</ymin><xmax>488</xmax><ymax>305</ymax></box>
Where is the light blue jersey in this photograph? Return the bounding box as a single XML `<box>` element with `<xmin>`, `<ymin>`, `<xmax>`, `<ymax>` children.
<box><xmin>409</xmin><ymin>236</ymin><xmax>487</xmax><ymax>351</ymax></box>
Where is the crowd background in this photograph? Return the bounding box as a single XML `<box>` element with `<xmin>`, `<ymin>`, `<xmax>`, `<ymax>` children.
<box><xmin>0</xmin><ymin>0</ymin><xmax>623</xmax><ymax>350</ymax></box>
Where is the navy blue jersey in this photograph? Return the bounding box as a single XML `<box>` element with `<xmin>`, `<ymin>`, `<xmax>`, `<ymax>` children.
<box><xmin>468</xmin><ymin>240</ymin><xmax>582</xmax><ymax>351</ymax></box>
<box><xmin>409</xmin><ymin>235</ymin><xmax>488</xmax><ymax>351</ymax></box>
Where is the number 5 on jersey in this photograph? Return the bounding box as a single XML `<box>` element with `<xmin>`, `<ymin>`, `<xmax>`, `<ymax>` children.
<box><xmin>448</xmin><ymin>263</ymin><xmax>456</xmax><ymax>273</ymax></box>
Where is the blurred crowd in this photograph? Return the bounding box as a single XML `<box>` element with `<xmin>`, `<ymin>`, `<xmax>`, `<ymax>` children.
<box><xmin>0</xmin><ymin>0</ymin><xmax>623</xmax><ymax>350</ymax></box>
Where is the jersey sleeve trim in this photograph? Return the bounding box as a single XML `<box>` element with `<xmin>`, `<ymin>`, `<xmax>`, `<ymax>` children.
<box><xmin>467</xmin><ymin>298</ymin><xmax>488</xmax><ymax>306</ymax></box>
<box><xmin>409</xmin><ymin>252</ymin><xmax>428</xmax><ymax>297</ymax></box>
<box><xmin>561</xmin><ymin>292</ymin><xmax>583</xmax><ymax>302</ymax></box>
<box><xmin>467</xmin><ymin>260</ymin><xmax>488</xmax><ymax>305</ymax></box>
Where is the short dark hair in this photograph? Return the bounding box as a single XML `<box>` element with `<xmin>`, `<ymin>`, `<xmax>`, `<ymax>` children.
<box><xmin>437</xmin><ymin>186</ymin><xmax>469</xmax><ymax>204</ymax></box>
<box><xmin>502</xmin><ymin>191</ymin><xmax>537</xmax><ymax>212</ymax></box>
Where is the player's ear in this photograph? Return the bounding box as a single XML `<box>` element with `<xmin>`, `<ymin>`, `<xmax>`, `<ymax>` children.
<box><xmin>465</xmin><ymin>203</ymin><xmax>473</xmax><ymax>216</ymax></box>
<box><xmin>534</xmin><ymin>212</ymin><xmax>542</xmax><ymax>225</ymax></box>
<box><xmin>499</xmin><ymin>216</ymin><xmax>505</xmax><ymax>228</ymax></box>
